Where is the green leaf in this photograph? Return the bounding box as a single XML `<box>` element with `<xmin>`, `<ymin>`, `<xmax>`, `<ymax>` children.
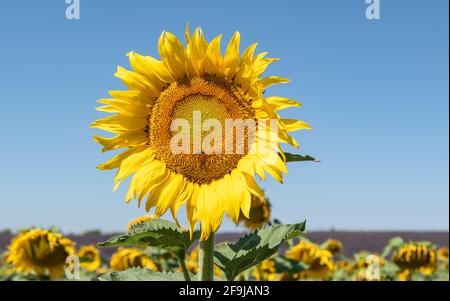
<box><xmin>381</xmin><ymin>237</ymin><xmax>405</xmax><ymax>258</ymax></box>
<box><xmin>284</xmin><ymin>153</ymin><xmax>318</xmax><ymax>163</ymax></box>
<box><xmin>213</xmin><ymin>221</ymin><xmax>306</xmax><ymax>280</ymax></box>
<box><xmin>272</xmin><ymin>256</ymin><xmax>308</xmax><ymax>274</ymax></box>
<box><xmin>97</xmin><ymin>219</ymin><xmax>200</xmax><ymax>259</ymax></box>
<box><xmin>99</xmin><ymin>267</ymin><xmax>193</xmax><ymax>281</ymax></box>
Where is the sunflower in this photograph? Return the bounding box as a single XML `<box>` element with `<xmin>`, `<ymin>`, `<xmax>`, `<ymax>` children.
<box><xmin>322</xmin><ymin>239</ymin><xmax>343</xmax><ymax>255</ymax></box>
<box><xmin>92</xmin><ymin>25</ymin><xmax>309</xmax><ymax>240</ymax></box>
<box><xmin>252</xmin><ymin>258</ymin><xmax>280</xmax><ymax>281</ymax></box>
<box><xmin>336</xmin><ymin>259</ymin><xmax>352</xmax><ymax>271</ymax></box>
<box><xmin>4</xmin><ymin>229</ymin><xmax>75</xmax><ymax>280</ymax></box>
<box><xmin>110</xmin><ymin>247</ymin><xmax>159</xmax><ymax>272</ymax></box>
<box><xmin>77</xmin><ymin>245</ymin><xmax>102</xmax><ymax>272</ymax></box>
<box><xmin>238</xmin><ymin>195</ymin><xmax>271</xmax><ymax>229</ymax></box>
<box><xmin>437</xmin><ymin>247</ymin><xmax>449</xmax><ymax>261</ymax></box>
<box><xmin>349</xmin><ymin>255</ymin><xmax>386</xmax><ymax>281</ymax></box>
<box><xmin>350</xmin><ymin>254</ymin><xmax>385</xmax><ymax>272</ymax></box>
<box><xmin>181</xmin><ymin>248</ymin><xmax>199</xmax><ymax>274</ymax></box>
<box><xmin>393</xmin><ymin>243</ymin><xmax>437</xmax><ymax>280</ymax></box>
<box><xmin>285</xmin><ymin>241</ymin><xmax>335</xmax><ymax>280</ymax></box>
<box><xmin>126</xmin><ymin>215</ymin><xmax>155</xmax><ymax>233</ymax></box>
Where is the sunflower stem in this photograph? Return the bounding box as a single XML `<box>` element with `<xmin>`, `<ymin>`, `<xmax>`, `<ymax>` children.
<box><xmin>199</xmin><ymin>232</ymin><xmax>215</xmax><ymax>281</ymax></box>
<box><xmin>177</xmin><ymin>256</ymin><xmax>191</xmax><ymax>281</ymax></box>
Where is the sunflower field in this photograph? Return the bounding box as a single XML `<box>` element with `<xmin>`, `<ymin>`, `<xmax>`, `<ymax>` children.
<box><xmin>0</xmin><ymin>223</ymin><xmax>448</xmax><ymax>281</ymax></box>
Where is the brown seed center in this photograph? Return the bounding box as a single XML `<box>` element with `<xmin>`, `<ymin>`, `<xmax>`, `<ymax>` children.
<box><xmin>149</xmin><ymin>76</ymin><xmax>255</xmax><ymax>184</ymax></box>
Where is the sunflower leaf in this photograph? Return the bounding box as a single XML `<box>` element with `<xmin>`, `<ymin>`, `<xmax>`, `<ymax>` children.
<box><xmin>272</xmin><ymin>256</ymin><xmax>308</xmax><ymax>273</ymax></box>
<box><xmin>284</xmin><ymin>153</ymin><xmax>318</xmax><ymax>163</ymax></box>
<box><xmin>381</xmin><ymin>237</ymin><xmax>405</xmax><ymax>258</ymax></box>
<box><xmin>213</xmin><ymin>221</ymin><xmax>306</xmax><ymax>280</ymax></box>
<box><xmin>99</xmin><ymin>267</ymin><xmax>193</xmax><ymax>281</ymax></box>
<box><xmin>97</xmin><ymin>219</ymin><xmax>200</xmax><ymax>259</ymax></box>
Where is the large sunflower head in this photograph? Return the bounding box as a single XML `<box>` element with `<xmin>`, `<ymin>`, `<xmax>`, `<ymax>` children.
<box><xmin>5</xmin><ymin>229</ymin><xmax>75</xmax><ymax>280</ymax></box>
<box><xmin>110</xmin><ymin>247</ymin><xmax>159</xmax><ymax>272</ymax></box>
<box><xmin>393</xmin><ymin>242</ymin><xmax>437</xmax><ymax>276</ymax></box>
<box><xmin>77</xmin><ymin>245</ymin><xmax>102</xmax><ymax>272</ymax></box>
<box><xmin>92</xmin><ymin>25</ymin><xmax>310</xmax><ymax>240</ymax></box>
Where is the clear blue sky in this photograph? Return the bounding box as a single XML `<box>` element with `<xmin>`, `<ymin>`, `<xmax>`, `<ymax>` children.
<box><xmin>0</xmin><ymin>0</ymin><xmax>448</xmax><ymax>233</ymax></box>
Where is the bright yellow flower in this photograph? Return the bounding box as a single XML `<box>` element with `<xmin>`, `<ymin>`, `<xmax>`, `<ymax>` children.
<box><xmin>286</xmin><ymin>241</ymin><xmax>335</xmax><ymax>280</ymax></box>
<box><xmin>110</xmin><ymin>247</ymin><xmax>159</xmax><ymax>272</ymax></box>
<box><xmin>393</xmin><ymin>243</ymin><xmax>437</xmax><ymax>279</ymax></box>
<box><xmin>92</xmin><ymin>26</ymin><xmax>309</xmax><ymax>240</ymax></box>
<box><xmin>238</xmin><ymin>195</ymin><xmax>271</xmax><ymax>230</ymax></box>
<box><xmin>77</xmin><ymin>245</ymin><xmax>101</xmax><ymax>272</ymax></box>
<box><xmin>4</xmin><ymin>229</ymin><xmax>75</xmax><ymax>280</ymax></box>
<box><xmin>323</xmin><ymin>239</ymin><xmax>343</xmax><ymax>255</ymax></box>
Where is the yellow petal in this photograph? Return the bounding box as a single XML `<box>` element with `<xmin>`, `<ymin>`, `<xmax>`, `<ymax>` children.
<box><xmin>155</xmin><ymin>173</ymin><xmax>184</xmax><ymax>216</ymax></box>
<box><xmin>97</xmin><ymin>145</ymin><xmax>149</xmax><ymax>170</ymax></box>
<box><xmin>265</xmin><ymin>96</ymin><xmax>302</xmax><ymax>111</ymax></box>
<box><xmin>113</xmin><ymin>147</ymin><xmax>154</xmax><ymax>188</ymax></box>
<box><xmin>115</xmin><ymin>66</ymin><xmax>160</xmax><ymax>97</ymax></box>
<box><xmin>235</xmin><ymin>43</ymin><xmax>258</xmax><ymax>85</ymax></box>
<box><xmin>108</xmin><ymin>90</ymin><xmax>154</xmax><ymax>106</ymax></box>
<box><xmin>224</xmin><ymin>31</ymin><xmax>240</xmax><ymax>79</ymax></box>
<box><xmin>170</xmin><ymin>181</ymin><xmax>192</xmax><ymax>224</ymax></box>
<box><xmin>220</xmin><ymin>174</ymin><xmax>241</xmax><ymax>223</ymax></box>
<box><xmin>253</xmin><ymin>52</ymin><xmax>278</xmax><ymax>78</ymax></box>
<box><xmin>280</xmin><ymin>119</ymin><xmax>312</xmax><ymax>132</ymax></box>
<box><xmin>186</xmin><ymin>28</ymin><xmax>208</xmax><ymax>76</ymax></box>
<box><xmin>93</xmin><ymin>132</ymin><xmax>147</xmax><ymax>153</ymax></box>
<box><xmin>91</xmin><ymin>115</ymin><xmax>146</xmax><ymax>134</ymax></box>
<box><xmin>187</xmin><ymin>184</ymin><xmax>199</xmax><ymax>238</ymax></box>
<box><xmin>127</xmin><ymin>159</ymin><xmax>166</xmax><ymax>204</ymax></box>
<box><xmin>242</xmin><ymin>172</ymin><xmax>265</xmax><ymax>198</ymax></box>
<box><xmin>127</xmin><ymin>52</ymin><xmax>171</xmax><ymax>89</ymax></box>
<box><xmin>145</xmin><ymin>170</ymin><xmax>170</xmax><ymax>212</ymax></box>
<box><xmin>259</xmin><ymin>76</ymin><xmax>290</xmax><ymax>89</ymax></box>
<box><xmin>231</xmin><ymin>170</ymin><xmax>252</xmax><ymax>219</ymax></box>
<box><xmin>203</xmin><ymin>35</ymin><xmax>224</xmax><ymax>75</ymax></box>
<box><xmin>158</xmin><ymin>31</ymin><xmax>186</xmax><ymax>80</ymax></box>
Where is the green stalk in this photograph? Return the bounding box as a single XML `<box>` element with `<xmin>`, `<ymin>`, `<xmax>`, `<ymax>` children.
<box><xmin>177</xmin><ymin>256</ymin><xmax>191</xmax><ymax>281</ymax></box>
<box><xmin>199</xmin><ymin>232</ymin><xmax>215</xmax><ymax>281</ymax></box>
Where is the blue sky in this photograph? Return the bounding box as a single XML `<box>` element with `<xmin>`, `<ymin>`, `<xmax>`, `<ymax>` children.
<box><xmin>0</xmin><ymin>0</ymin><xmax>448</xmax><ymax>233</ymax></box>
